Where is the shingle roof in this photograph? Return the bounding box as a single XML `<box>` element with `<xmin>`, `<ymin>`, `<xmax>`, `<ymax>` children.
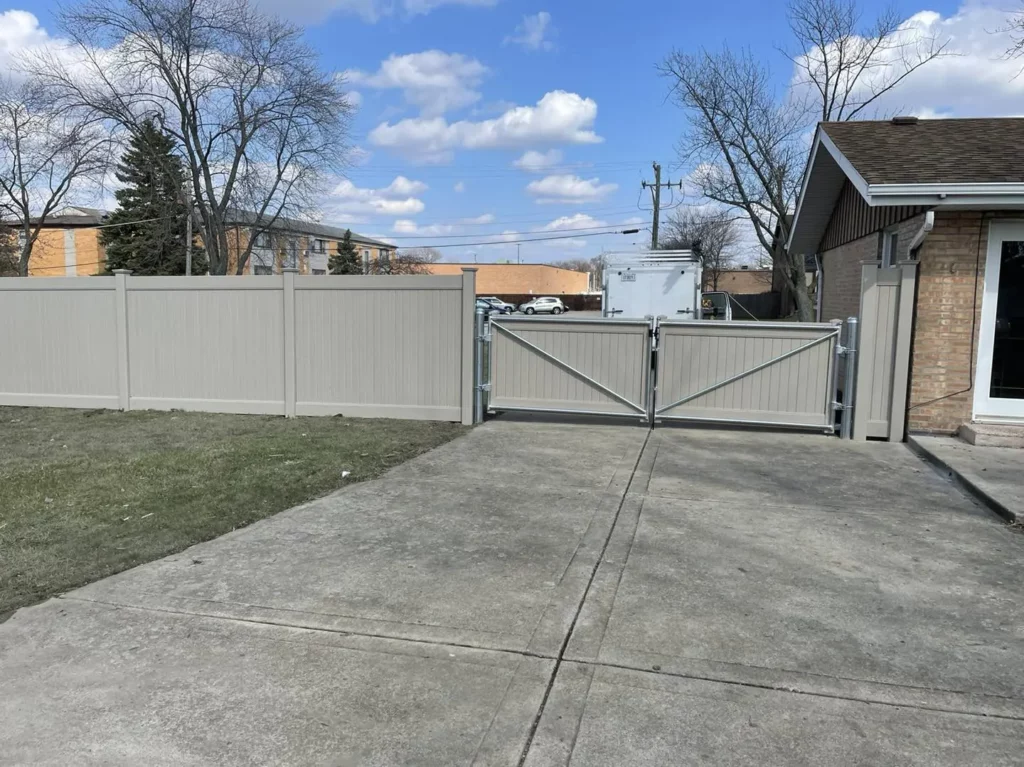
<box><xmin>822</xmin><ymin>118</ymin><xmax>1024</xmax><ymax>185</ymax></box>
<box><xmin>223</xmin><ymin>208</ymin><xmax>393</xmax><ymax>249</ymax></box>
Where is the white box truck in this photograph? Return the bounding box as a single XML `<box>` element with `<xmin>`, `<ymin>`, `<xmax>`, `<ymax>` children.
<box><xmin>602</xmin><ymin>251</ymin><xmax>705</xmax><ymax>320</ymax></box>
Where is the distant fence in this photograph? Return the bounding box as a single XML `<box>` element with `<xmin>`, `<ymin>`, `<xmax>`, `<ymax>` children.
<box><xmin>725</xmin><ymin>292</ymin><xmax>782</xmax><ymax>321</ymax></box>
<box><xmin>490</xmin><ymin>293</ymin><xmax>603</xmax><ymax>312</ymax></box>
<box><xmin>0</xmin><ymin>270</ymin><xmax>477</xmax><ymax>424</ymax></box>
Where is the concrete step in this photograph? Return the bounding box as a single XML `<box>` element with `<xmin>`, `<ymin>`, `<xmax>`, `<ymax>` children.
<box><xmin>958</xmin><ymin>422</ymin><xmax>1024</xmax><ymax>448</ymax></box>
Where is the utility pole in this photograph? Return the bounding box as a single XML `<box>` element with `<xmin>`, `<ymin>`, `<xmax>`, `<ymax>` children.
<box><xmin>517</xmin><ymin>244</ymin><xmax>521</xmax><ymax>264</ymax></box>
<box><xmin>641</xmin><ymin>162</ymin><xmax>682</xmax><ymax>250</ymax></box>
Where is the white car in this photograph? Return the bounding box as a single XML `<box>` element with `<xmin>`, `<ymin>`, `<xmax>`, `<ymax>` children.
<box><xmin>479</xmin><ymin>296</ymin><xmax>516</xmax><ymax>313</ymax></box>
<box><xmin>519</xmin><ymin>296</ymin><xmax>567</xmax><ymax>315</ymax></box>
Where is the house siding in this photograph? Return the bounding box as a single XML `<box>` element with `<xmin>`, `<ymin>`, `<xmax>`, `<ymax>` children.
<box><xmin>819</xmin><ymin>180</ymin><xmax>925</xmax><ymax>252</ymax></box>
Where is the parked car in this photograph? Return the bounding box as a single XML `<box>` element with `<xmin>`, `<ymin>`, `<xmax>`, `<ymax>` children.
<box><xmin>475</xmin><ymin>298</ymin><xmax>503</xmax><ymax>316</ymax></box>
<box><xmin>478</xmin><ymin>297</ymin><xmax>515</xmax><ymax>314</ymax></box>
<box><xmin>519</xmin><ymin>296</ymin><xmax>567</xmax><ymax>315</ymax></box>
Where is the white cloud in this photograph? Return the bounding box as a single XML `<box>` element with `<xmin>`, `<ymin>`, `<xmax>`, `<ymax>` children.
<box><xmin>347</xmin><ymin>90</ymin><xmax>363</xmax><ymax>108</ymax></box>
<box><xmin>526</xmin><ymin>174</ymin><xmax>618</xmax><ymax>204</ymax></box>
<box><xmin>368</xmin><ymin>90</ymin><xmax>601</xmax><ymax>160</ymax></box>
<box><xmin>347</xmin><ymin>51</ymin><xmax>488</xmax><ymax>117</ymax></box>
<box><xmin>789</xmin><ymin>4</ymin><xmax>1024</xmax><ymax>118</ymax></box>
<box><xmin>252</xmin><ymin>0</ymin><xmax>497</xmax><ymax>24</ymax></box>
<box><xmin>505</xmin><ymin>11</ymin><xmax>556</xmax><ymax>52</ymax></box>
<box><xmin>513</xmin><ymin>149</ymin><xmax>563</xmax><ymax>172</ymax></box>
<box><xmin>326</xmin><ymin>176</ymin><xmax>428</xmax><ymax>217</ymax></box>
<box><xmin>542</xmin><ymin>213</ymin><xmax>609</xmax><ymax>231</ymax></box>
<box><xmin>462</xmin><ymin>213</ymin><xmax>494</xmax><ymax>224</ymax></box>
<box><xmin>454</xmin><ymin>181</ymin><xmax>466</xmax><ymax>192</ymax></box>
<box><xmin>393</xmin><ymin>219</ymin><xmax>456</xmax><ymax>236</ymax></box>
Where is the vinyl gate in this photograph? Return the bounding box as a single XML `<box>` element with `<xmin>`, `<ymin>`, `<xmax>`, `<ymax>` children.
<box><xmin>486</xmin><ymin>316</ymin><xmax>652</xmax><ymax>420</ymax></box>
<box><xmin>654</xmin><ymin>321</ymin><xmax>841</xmax><ymax>431</ymax></box>
<box><xmin>482</xmin><ymin>316</ymin><xmax>843</xmax><ymax>433</ymax></box>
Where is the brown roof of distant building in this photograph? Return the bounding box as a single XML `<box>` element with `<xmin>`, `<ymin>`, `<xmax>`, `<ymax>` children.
<box><xmin>822</xmin><ymin>118</ymin><xmax>1024</xmax><ymax>185</ymax></box>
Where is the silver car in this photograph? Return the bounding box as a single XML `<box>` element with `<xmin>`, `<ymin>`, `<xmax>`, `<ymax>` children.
<box><xmin>519</xmin><ymin>296</ymin><xmax>567</xmax><ymax>315</ymax></box>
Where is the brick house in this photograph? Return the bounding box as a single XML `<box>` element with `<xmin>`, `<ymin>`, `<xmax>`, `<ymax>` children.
<box><xmin>11</xmin><ymin>206</ymin><xmax>393</xmax><ymax>276</ymax></box>
<box><xmin>423</xmin><ymin>263</ymin><xmax>590</xmax><ymax>295</ymax></box>
<box><xmin>787</xmin><ymin>117</ymin><xmax>1024</xmax><ymax>434</ymax></box>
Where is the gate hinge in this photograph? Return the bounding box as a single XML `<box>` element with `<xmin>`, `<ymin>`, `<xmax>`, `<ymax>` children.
<box><xmin>477</xmin><ymin>383</ymin><xmax>491</xmax><ymax>392</ymax></box>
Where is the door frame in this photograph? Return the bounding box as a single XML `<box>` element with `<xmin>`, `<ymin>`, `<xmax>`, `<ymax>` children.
<box><xmin>973</xmin><ymin>220</ymin><xmax>1024</xmax><ymax>421</ymax></box>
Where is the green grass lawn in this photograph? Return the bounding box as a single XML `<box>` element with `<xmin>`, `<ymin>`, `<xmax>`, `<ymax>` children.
<box><xmin>0</xmin><ymin>407</ymin><xmax>465</xmax><ymax>617</ymax></box>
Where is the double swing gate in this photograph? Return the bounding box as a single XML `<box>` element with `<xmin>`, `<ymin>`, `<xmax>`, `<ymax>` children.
<box><xmin>478</xmin><ymin>314</ymin><xmax>846</xmax><ymax>433</ymax></box>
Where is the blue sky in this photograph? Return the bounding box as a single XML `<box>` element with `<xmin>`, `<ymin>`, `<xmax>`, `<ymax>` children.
<box><xmin>2</xmin><ymin>0</ymin><xmax>1019</xmax><ymax>262</ymax></box>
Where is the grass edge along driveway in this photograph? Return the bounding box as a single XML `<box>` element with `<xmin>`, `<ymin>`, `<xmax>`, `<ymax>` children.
<box><xmin>0</xmin><ymin>407</ymin><xmax>465</xmax><ymax>617</ymax></box>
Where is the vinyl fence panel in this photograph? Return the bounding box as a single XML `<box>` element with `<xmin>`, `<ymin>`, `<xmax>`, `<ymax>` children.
<box><xmin>0</xmin><ymin>270</ymin><xmax>476</xmax><ymax>424</ymax></box>
<box><xmin>293</xmin><ymin>276</ymin><xmax>466</xmax><ymax>420</ymax></box>
<box><xmin>0</xmin><ymin>278</ymin><xmax>120</xmax><ymax>408</ymax></box>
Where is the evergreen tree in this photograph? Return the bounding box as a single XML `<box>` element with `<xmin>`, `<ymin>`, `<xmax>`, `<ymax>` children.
<box><xmin>101</xmin><ymin>121</ymin><xmax>207</xmax><ymax>275</ymax></box>
<box><xmin>329</xmin><ymin>229</ymin><xmax>362</xmax><ymax>274</ymax></box>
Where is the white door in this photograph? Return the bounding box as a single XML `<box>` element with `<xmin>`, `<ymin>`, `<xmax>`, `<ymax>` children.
<box><xmin>974</xmin><ymin>221</ymin><xmax>1024</xmax><ymax>420</ymax></box>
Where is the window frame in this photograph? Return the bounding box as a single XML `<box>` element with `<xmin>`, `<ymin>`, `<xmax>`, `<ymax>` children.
<box><xmin>880</xmin><ymin>226</ymin><xmax>900</xmax><ymax>268</ymax></box>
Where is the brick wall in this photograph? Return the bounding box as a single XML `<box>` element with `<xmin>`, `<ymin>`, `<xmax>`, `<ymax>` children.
<box><xmin>425</xmin><ymin>263</ymin><xmax>590</xmax><ymax>294</ymax></box>
<box><xmin>906</xmin><ymin>212</ymin><xmax>992</xmax><ymax>433</ymax></box>
<box><xmin>819</xmin><ymin>235</ymin><xmax>871</xmax><ymax>322</ymax></box>
<box><xmin>819</xmin><ymin>214</ymin><xmax>926</xmax><ymax>323</ymax></box>
<box><xmin>708</xmin><ymin>269</ymin><xmax>773</xmax><ymax>294</ymax></box>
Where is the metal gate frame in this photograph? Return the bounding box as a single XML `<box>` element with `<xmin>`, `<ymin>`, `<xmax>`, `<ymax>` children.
<box><xmin>483</xmin><ymin>315</ymin><xmax>654</xmax><ymax>422</ymax></box>
<box><xmin>653</xmin><ymin>320</ymin><xmax>842</xmax><ymax>433</ymax></box>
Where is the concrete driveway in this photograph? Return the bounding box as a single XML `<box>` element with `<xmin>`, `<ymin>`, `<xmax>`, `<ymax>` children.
<box><xmin>2</xmin><ymin>421</ymin><xmax>1022</xmax><ymax>765</ymax></box>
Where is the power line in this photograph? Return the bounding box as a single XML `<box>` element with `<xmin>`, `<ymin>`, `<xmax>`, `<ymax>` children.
<box><xmin>386</xmin><ymin>220</ymin><xmax>646</xmax><ymax>240</ymax></box>
<box><xmin>405</xmin><ymin>228</ymin><xmax>643</xmax><ymax>250</ymax></box>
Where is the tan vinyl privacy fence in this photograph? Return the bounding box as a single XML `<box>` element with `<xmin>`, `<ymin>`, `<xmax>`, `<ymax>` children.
<box><xmin>655</xmin><ymin>321</ymin><xmax>841</xmax><ymax>430</ymax></box>
<box><xmin>0</xmin><ymin>270</ymin><xmax>477</xmax><ymax>424</ymax></box>
<box><xmin>487</xmin><ymin>316</ymin><xmax>652</xmax><ymax>419</ymax></box>
<box><xmin>852</xmin><ymin>261</ymin><xmax>917</xmax><ymax>441</ymax></box>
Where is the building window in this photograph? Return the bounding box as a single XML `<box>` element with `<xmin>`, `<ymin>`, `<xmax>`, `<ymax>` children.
<box><xmin>255</xmin><ymin>232</ymin><xmax>271</xmax><ymax>249</ymax></box>
<box><xmin>362</xmin><ymin>249</ymin><xmax>370</xmax><ymax>272</ymax></box>
<box><xmin>880</xmin><ymin>228</ymin><xmax>899</xmax><ymax>267</ymax></box>
<box><xmin>312</xmin><ymin>239</ymin><xmax>326</xmax><ymax>253</ymax></box>
<box><xmin>254</xmin><ymin>264</ymin><xmax>273</xmax><ymax>275</ymax></box>
<box><xmin>312</xmin><ymin>268</ymin><xmax>326</xmax><ymax>275</ymax></box>
<box><xmin>285</xmin><ymin>239</ymin><xmax>298</xmax><ymax>269</ymax></box>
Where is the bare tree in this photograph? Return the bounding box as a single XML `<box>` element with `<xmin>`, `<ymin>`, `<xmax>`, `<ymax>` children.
<box><xmin>0</xmin><ymin>77</ymin><xmax>110</xmax><ymax>276</ymax></box>
<box><xmin>660</xmin><ymin>206</ymin><xmax>740</xmax><ymax>291</ymax></box>
<box><xmin>397</xmin><ymin>246</ymin><xmax>443</xmax><ymax>263</ymax></box>
<box><xmin>785</xmin><ymin>0</ymin><xmax>949</xmax><ymax>121</ymax></box>
<box><xmin>1001</xmin><ymin>4</ymin><xmax>1024</xmax><ymax>61</ymax></box>
<box><xmin>368</xmin><ymin>251</ymin><xmax>428</xmax><ymax>275</ymax></box>
<box><xmin>33</xmin><ymin>0</ymin><xmax>353</xmax><ymax>276</ymax></box>
<box><xmin>661</xmin><ymin>0</ymin><xmax>949</xmax><ymax>320</ymax></box>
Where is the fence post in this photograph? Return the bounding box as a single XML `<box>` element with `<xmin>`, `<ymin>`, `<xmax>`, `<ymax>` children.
<box><xmin>888</xmin><ymin>261</ymin><xmax>919</xmax><ymax>441</ymax></box>
<box><xmin>283</xmin><ymin>267</ymin><xmax>297</xmax><ymax>418</ymax></box>
<box><xmin>828</xmin><ymin>319</ymin><xmax>843</xmax><ymax>434</ymax></box>
<box><xmin>113</xmin><ymin>269</ymin><xmax>132</xmax><ymax>411</ymax></box>
<box><xmin>474</xmin><ymin>306</ymin><xmax>487</xmax><ymax>424</ymax></box>
<box><xmin>461</xmin><ymin>268</ymin><xmax>477</xmax><ymax>426</ymax></box>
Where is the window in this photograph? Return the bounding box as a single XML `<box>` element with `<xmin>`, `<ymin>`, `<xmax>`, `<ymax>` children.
<box><xmin>312</xmin><ymin>268</ymin><xmax>326</xmax><ymax>276</ymax></box>
<box><xmin>255</xmin><ymin>232</ymin><xmax>271</xmax><ymax>249</ymax></box>
<box><xmin>312</xmin><ymin>239</ymin><xmax>326</xmax><ymax>253</ymax></box>
<box><xmin>285</xmin><ymin>239</ymin><xmax>298</xmax><ymax>269</ymax></box>
<box><xmin>881</xmin><ymin>228</ymin><xmax>900</xmax><ymax>267</ymax></box>
<box><xmin>362</xmin><ymin>249</ymin><xmax>370</xmax><ymax>273</ymax></box>
<box><xmin>254</xmin><ymin>264</ymin><xmax>273</xmax><ymax>275</ymax></box>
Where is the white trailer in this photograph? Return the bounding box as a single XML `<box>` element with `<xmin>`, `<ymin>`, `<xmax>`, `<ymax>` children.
<box><xmin>602</xmin><ymin>251</ymin><xmax>704</xmax><ymax>320</ymax></box>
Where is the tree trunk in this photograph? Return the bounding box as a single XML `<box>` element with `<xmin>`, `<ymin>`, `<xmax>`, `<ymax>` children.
<box><xmin>789</xmin><ymin>263</ymin><xmax>815</xmax><ymax>322</ymax></box>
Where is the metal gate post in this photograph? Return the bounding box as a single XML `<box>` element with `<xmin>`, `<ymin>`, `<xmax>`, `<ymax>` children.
<box><xmin>828</xmin><ymin>319</ymin><xmax>843</xmax><ymax>434</ymax></box>
<box><xmin>840</xmin><ymin>317</ymin><xmax>858</xmax><ymax>439</ymax></box>
<box><xmin>473</xmin><ymin>307</ymin><xmax>487</xmax><ymax>424</ymax></box>
<box><xmin>645</xmin><ymin>315</ymin><xmax>656</xmax><ymax>426</ymax></box>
